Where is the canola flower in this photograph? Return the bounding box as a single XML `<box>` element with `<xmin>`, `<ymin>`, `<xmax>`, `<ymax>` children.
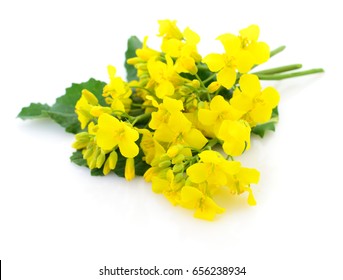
<box><xmin>18</xmin><ymin>20</ymin><xmax>324</xmax><ymax>221</ymax></box>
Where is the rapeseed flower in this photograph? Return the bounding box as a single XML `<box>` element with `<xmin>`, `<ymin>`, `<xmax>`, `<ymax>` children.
<box><xmin>96</xmin><ymin>113</ymin><xmax>139</xmax><ymax>158</ymax></box>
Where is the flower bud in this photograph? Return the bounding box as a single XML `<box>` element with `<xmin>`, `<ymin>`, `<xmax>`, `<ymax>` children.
<box><xmin>159</xmin><ymin>154</ymin><xmax>171</xmax><ymax>162</ymax></box>
<box><xmin>82</xmin><ymin>89</ymin><xmax>98</xmax><ymax>106</ymax></box>
<box><xmin>125</xmin><ymin>158</ymin><xmax>135</xmax><ymax>181</ymax></box>
<box><xmin>174</xmin><ymin>173</ymin><xmax>185</xmax><ymax>183</ymax></box>
<box><xmin>108</xmin><ymin>151</ymin><xmax>118</xmax><ymax>170</ymax></box>
<box><xmin>96</xmin><ymin>150</ymin><xmax>106</xmax><ymax>168</ymax></box>
<box><xmin>172</xmin><ymin>154</ymin><xmax>185</xmax><ymax>164</ymax></box>
<box><xmin>158</xmin><ymin>160</ymin><xmax>171</xmax><ymax>169</ymax></box>
<box><xmin>172</xmin><ymin>163</ymin><xmax>184</xmax><ymax>173</ymax></box>
<box><xmin>207</xmin><ymin>81</ymin><xmax>220</xmax><ymax>93</ymax></box>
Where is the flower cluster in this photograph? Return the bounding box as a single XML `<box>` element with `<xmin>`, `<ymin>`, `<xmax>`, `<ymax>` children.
<box><xmin>71</xmin><ymin>20</ymin><xmax>283</xmax><ymax>220</ymax></box>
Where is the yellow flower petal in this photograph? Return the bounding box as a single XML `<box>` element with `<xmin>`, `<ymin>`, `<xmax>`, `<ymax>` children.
<box><xmin>239</xmin><ymin>74</ymin><xmax>261</xmax><ymax>94</ymax></box>
<box><xmin>209</xmin><ymin>95</ymin><xmax>230</xmax><ymax>113</ymax></box>
<box><xmin>175</xmin><ymin>56</ymin><xmax>197</xmax><ymax>74</ymax></box>
<box><xmin>168</xmin><ymin>112</ymin><xmax>192</xmax><ymax>133</ymax></box>
<box><xmin>163</xmin><ymin>96</ymin><xmax>184</xmax><ymax>112</ymax></box>
<box><xmin>246</xmin><ymin>188</ymin><xmax>257</xmax><ymax>206</ymax></box>
<box><xmin>156</xmin><ymin>80</ymin><xmax>174</xmax><ymax>99</ymax></box>
<box><xmin>110</xmin><ymin>98</ymin><xmax>125</xmax><ymax>112</ymax></box>
<box><xmin>186</xmin><ymin>163</ymin><xmax>209</xmax><ymax>184</ymax></box>
<box><xmin>249</xmin><ymin>104</ymin><xmax>272</xmax><ymax>123</ymax></box>
<box><xmin>107</xmin><ymin>65</ymin><xmax>117</xmax><ymax>80</ymax></box>
<box><xmin>124</xmin><ymin>125</ymin><xmax>139</xmax><ymax>142</ymax></box>
<box><xmin>217</xmin><ymin>33</ymin><xmax>240</xmax><ymax>55</ymax></box>
<box><xmin>239</xmin><ymin>24</ymin><xmax>260</xmax><ymax>42</ymax></box>
<box><xmin>203</xmin><ymin>53</ymin><xmax>225</xmax><ymax>72</ymax></box>
<box><xmin>118</xmin><ymin>138</ymin><xmax>139</xmax><ymax>158</ymax></box>
<box><xmin>194</xmin><ymin>197</ymin><xmax>225</xmax><ymax>221</ymax></box>
<box><xmin>217</xmin><ymin>66</ymin><xmax>236</xmax><ymax>89</ymax></box>
<box><xmin>183</xmin><ymin>128</ymin><xmax>208</xmax><ymax>150</ymax></box>
<box><xmin>152</xmin><ymin>177</ymin><xmax>170</xmax><ymax>193</ymax></box>
<box><xmin>154</xmin><ymin>124</ymin><xmax>175</xmax><ymax>143</ymax></box>
<box><xmin>230</xmin><ymin>88</ymin><xmax>254</xmax><ymax>112</ymax></box>
<box><xmin>239</xmin><ymin>168</ymin><xmax>260</xmax><ymax>185</ymax></box>
<box><xmin>261</xmin><ymin>87</ymin><xmax>280</xmax><ymax>108</ymax></box>
<box><xmin>218</xmin><ymin>120</ymin><xmax>251</xmax><ymax>156</ymax></box>
<box><xmin>161</xmin><ymin>38</ymin><xmax>183</xmax><ymax>57</ymax></box>
<box><xmin>158</xmin><ymin>19</ymin><xmax>183</xmax><ymax>39</ymax></box>
<box><xmin>222</xmin><ymin>140</ymin><xmax>246</xmax><ymax>157</ymax></box>
<box><xmin>180</xmin><ymin>186</ymin><xmax>203</xmax><ymax>208</ymax></box>
<box><xmin>199</xmin><ymin>150</ymin><xmax>222</xmax><ymax>164</ymax></box>
<box><xmin>236</xmin><ymin>50</ymin><xmax>255</xmax><ymax>73</ymax></box>
<box><xmin>183</xmin><ymin>27</ymin><xmax>200</xmax><ymax>45</ymax></box>
<box><xmin>198</xmin><ymin>108</ymin><xmax>218</xmax><ymax>126</ymax></box>
<box><xmin>96</xmin><ymin>113</ymin><xmax>120</xmax><ymax>150</ymax></box>
<box><xmin>247</xmin><ymin>42</ymin><xmax>270</xmax><ymax>64</ymax></box>
<box><xmin>208</xmin><ymin>168</ymin><xmax>227</xmax><ymax>186</ymax></box>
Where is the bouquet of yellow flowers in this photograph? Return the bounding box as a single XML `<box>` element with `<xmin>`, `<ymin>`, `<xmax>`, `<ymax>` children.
<box><xmin>18</xmin><ymin>20</ymin><xmax>323</xmax><ymax>220</ymax></box>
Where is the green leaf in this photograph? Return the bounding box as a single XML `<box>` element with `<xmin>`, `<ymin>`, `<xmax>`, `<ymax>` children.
<box><xmin>18</xmin><ymin>78</ymin><xmax>106</xmax><ymax>134</ymax></box>
<box><xmin>18</xmin><ymin>103</ymin><xmax>50</xmax><ymax>119</ymax></box>
<box><xmin>90</xmin><ymin>168</ymin><xmax>105</xmax><ymax>176</ymax></box>
<box><xmin>70</xmin><ymin>150</ymin><xmax>87</xmax><ymax>167</ymax></box>
<box><xmin>125</xmin><ymin>36</ymin><xmax>142</xmax><ymax>81</ymax></box>
<box><xmin>49</xmin><ymin>78</ymin><xmax>106</xmax><ymax>133</ymax></box>
<box><xmin>251</xmin><ymin>107</ymin><xmax>279</xmax><ymax>138</ymax></box>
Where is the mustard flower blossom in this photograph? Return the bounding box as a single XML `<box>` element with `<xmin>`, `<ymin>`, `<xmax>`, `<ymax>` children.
<box><xmin>96</xmin><ymin>113</ymin><xmax>139</xmax><ymax>158</ymax></box>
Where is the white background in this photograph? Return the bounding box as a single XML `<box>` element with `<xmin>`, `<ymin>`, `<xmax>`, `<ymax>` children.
<box><xmin>1</xmin><ymin>0</ymin><xmax>342</xmax><ymax>279</ymax></box>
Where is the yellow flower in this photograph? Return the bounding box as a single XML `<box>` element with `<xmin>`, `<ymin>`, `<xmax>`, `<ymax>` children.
<box><xmin>149</xmin><ymin>97</ymin><xmax>184</xmax><ymax>130</ymax></box>
<box><xmin>154</xmin><ymin>112</ymin><xmax>208</xmax><ymax>150</ymax></box>
<box><xmin>96</xmin><ymin>113</ymin><xmax>139</xmax><ymax>158</ymax></box>
<box><xmin>230</xmin><ymin>74</ymin><xmax>280</xmax><ymax>125</ymax></box>
<box><xmin>134</xmin><ymin>36</ymin><xmax>160</xmax><ymax>62</ymax></box>
<box><xmin>203</xmin><ymin>25</ymin><xmax>270</xmax><ymax>89</ymax></box>
<box><xmin>186</xmin><ymin>150</ymin><xmax>240</xmax><ymax>186</ymax></box>
<box><xmin>152</xmin><ymin>169</ymin><xmax>183</xmax><ymax>205</ymax></box>
<box><xmin>239</xmin><ymin>25</ymin><xmax>270</xmax><ymax>65</ymax></box>
<box><xmin>147</xmin><ymin>56</ymin><xmax>182</xmax><ymax>99</ymax></box>
<box><xmin>139</xmin><ymin>129</ymin><xmax>166</xmax><ymax>165</ymax></box>
<box><xmin>227</xmin><ymin>167</ymin><xmax>260</xmax><ymax>205</ymax></box>
<box><xmin>103</xmin><ymin>65</ymin><xmax>132</xmax><ymax>111</ymax></box>
<box><xmin>180</xmin><ymin>186</ymin><xmax>225</xmax><ymax>221</ymax></box>
<box><xmin>75</xmin><ymin>89</ymin><xmax>99</xmax><ymax>129</ymax></box>
<box><xmin>158</xmin><ymin>19</ymin><xmax>183</xmax><ymax>40</ymax></box>
<box><xmin>198</xmin><ymin>95</ymin><xmax>244</xmax><ymax>135</ymax></box>
<box><xmin>217</xmin><ymin>120</ymin><xmax>251</xmax><ymax>156</ymax></box>
<box><xmin>161</xmin><ymin>27</ymin><xmax>202</xmax><ymax>75</ymax></box>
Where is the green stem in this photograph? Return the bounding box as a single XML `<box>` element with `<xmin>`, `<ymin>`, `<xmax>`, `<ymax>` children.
<box><xmin>257</xmin><ymin>68</ymin><xmax>324</xmax><ymax>80</ymax></box>
<box><xmin>131</xmin><ymin>112</ymin><xmax>152</xmax><ymax>126</ymax></box>
<box><xmin>270</xmin><ymin>45</ymin><xmax>286</xmax><ymax>58</ymax></box>
<box><xmin>252</xmin><ymin>64</ymin><xmax>302</xmax><ymax>75</ymax></box>
<box><xmin>197</xmin><ymin>64</ymin><xmax>209</xmax><ymax>71</ymax></box>
<box><xmin>203</xmin><ymin>73</ymin><xmax>217</xmax><ymax>84</ymax></box>
<box><xmin>130</xmin><ymin>86</ymin><xmax>153</xmax><ymax>94</ymax></box>
<box><xmin>195</xmin><ymin>73</ymin><xmax>211</xmax><ymax>101</ymax></box>
<box><xmin>195</xmin><ymin>73</ymin><xmax>206</xmax><ymax>88</ymax></box>
<box><xmin>131</xmin><ymin>103</ymin><xmax>155</xmax><ymax>109</ymax></box>
<box><xmin>203</xmin><ymin>138</ymin><xmax>219</xmax><ymax>150</ymax></box>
